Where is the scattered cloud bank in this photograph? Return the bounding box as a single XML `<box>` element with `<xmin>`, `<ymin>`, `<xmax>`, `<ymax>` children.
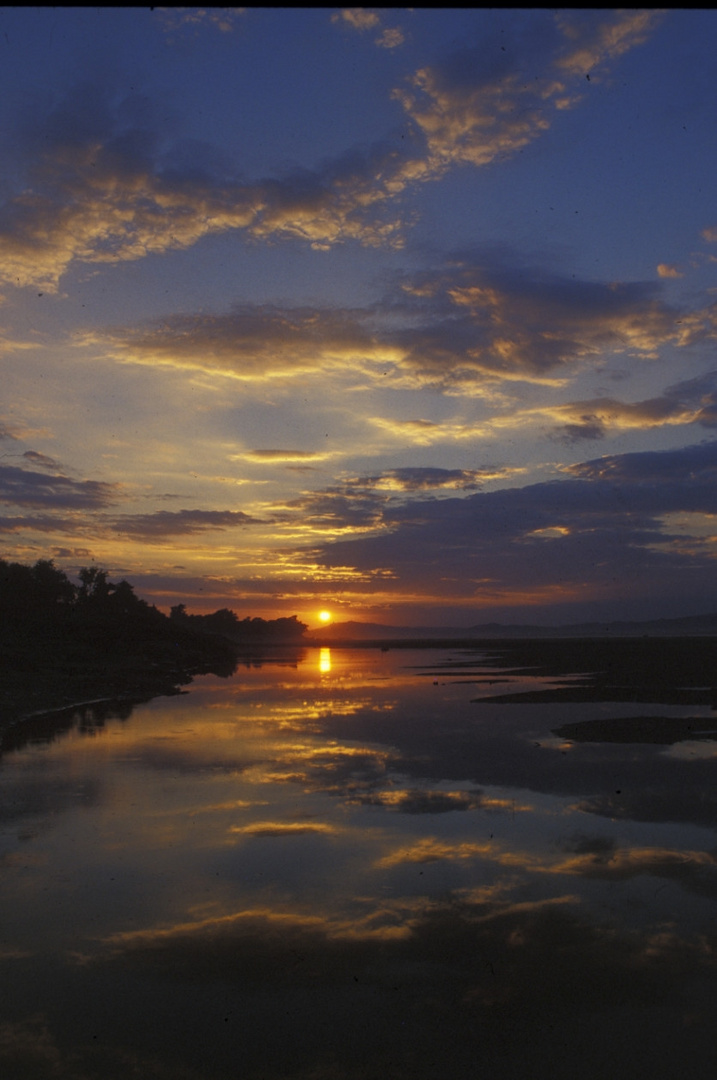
<box><xmin>331</xmin><ymin>8</ymin><xmax>405</xmax><ymax>49</ymax></box>
<box><xmin>0</xmin><ymin>463</ymin><xmax>117</xmax><ymax>510</ymax></box>
<box><xmin>111</xmin><ymin>508</ymin><xmax>264</xmax><ymax>540</ymax></box>
<box><xmin>156</xmin><ymin>7</ymin><xmax>246</xmax><ymax>37</ymax></box>
<box><xmin>4</xmin><ymin>435</ymin><xmax>717</xmax><ymax>621</ymax></box>
<box><xmin>393</xmin><ymin>10</ymin><xmax>662</xmax><ymax>172</ymax></box>
<box><xmin>90</xmin><ymin>250</ymin><xmax>713</xmax><ymax>393</ymax></box>
<box><xmin>0</xmin><ymin>11</ymin><xmax>660</xmax><ymax>290</ymax></box>
<box><xmin>308</xmin><ymin>440</ymin><xmax>717</xmax><ymax>617</ymax></box>
<box><xmin>550</xmin><ymin>370</ymin><xmax>717</xmax><ymax>442</ymax></box>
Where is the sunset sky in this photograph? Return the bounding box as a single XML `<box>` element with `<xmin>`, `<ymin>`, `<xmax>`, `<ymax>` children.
<box><xmin>2</xmin><ymin>7</ymin><xmax>717</xmax><ymax>627</ymax></box>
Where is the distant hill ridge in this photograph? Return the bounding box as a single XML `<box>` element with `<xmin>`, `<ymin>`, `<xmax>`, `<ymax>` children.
<box><xmin>309</xmin><ymin>613</ymin><xmax>717</xmax><ymax>640</ymax></box>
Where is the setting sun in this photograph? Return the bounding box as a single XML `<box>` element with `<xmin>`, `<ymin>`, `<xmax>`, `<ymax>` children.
<box><xmin>318</xmin><ymin>610</ymin><xmax>332</xmax><ymax>623</ymax></box>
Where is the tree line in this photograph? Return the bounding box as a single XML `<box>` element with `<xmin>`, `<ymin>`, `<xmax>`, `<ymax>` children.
<box><xmin>169</xmin><ymin>603</ymin><xmax>306</xmax><ymax>642</ymax></box>
<box><xmin>0</xmin><ymin>558</ymin><xmax>307</xmax><ymax>643</ymax></box>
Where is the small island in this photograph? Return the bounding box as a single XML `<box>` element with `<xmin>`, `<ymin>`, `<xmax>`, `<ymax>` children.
<box><xmin>0</xmin><ymin>558</ymin><xmax>307</xmax><ymax>727</ymax></box>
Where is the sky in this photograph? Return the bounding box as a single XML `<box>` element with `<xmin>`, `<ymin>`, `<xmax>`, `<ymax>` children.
<box><xmin>2</xmin><ymin>7</ymin><xmax>717</xmax><ymax>628</ymax></box>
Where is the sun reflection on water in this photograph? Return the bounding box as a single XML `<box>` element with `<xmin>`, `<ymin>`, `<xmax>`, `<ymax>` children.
<box><xmin>319</xmin><ymin>647</ymin><xmax>331</xmax><ymax>674</ymax></box>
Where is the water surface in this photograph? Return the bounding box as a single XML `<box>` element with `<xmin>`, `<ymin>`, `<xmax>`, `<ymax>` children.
<box><xmin>1</xmin><ymin>646</ymin><xmax>716</xmax><ymax>1078</ymax></box>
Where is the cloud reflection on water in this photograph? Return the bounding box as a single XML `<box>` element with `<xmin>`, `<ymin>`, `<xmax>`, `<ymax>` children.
<box><xmin>0</xmin><ymin>646</ymin><xmax>716</xmax><ymax>1078</ymax></box>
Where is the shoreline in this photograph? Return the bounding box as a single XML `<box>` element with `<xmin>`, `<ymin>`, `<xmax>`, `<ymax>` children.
<box><xmin>3</xmin><ymin>634</ymin><xmax>716</xmax><ymax>747</ymax></box>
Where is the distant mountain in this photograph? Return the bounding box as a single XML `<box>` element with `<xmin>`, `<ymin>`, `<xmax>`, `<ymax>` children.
<box><xmin>308</xmin><ymin>613</ymin><xmax>717</xmax><ymax>641</ymax></box>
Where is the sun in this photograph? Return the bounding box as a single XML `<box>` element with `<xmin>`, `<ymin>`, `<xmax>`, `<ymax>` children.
<box><xmin>318</xmin><ymin>610</ymin><xmax>332</xmax><ymax>623</ymax></box>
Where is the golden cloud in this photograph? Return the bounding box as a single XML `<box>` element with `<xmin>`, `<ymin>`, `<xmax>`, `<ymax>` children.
<box><xmin>394</xmin><ymin>11</ymin><xmax>661</xmax><ymax>173</ymax></box>
<box><xmin>657</xmin><ymin>263</ymin><xmax>684</xmax><ymax>279</ymax></box>
<box><xmin>332</xmin><ymin>9</ymin><xmax>380</xmax><ymax>32</ymax></box>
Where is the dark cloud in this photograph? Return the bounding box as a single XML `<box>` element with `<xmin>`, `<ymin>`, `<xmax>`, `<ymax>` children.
<box><xmin>552</xmin><ymin>370</ymin><xmax>717</xmax><ymax>442</ymax></box>
<box><xmin>349</xmin><ymin>467</ymin><xmax>488</xmax><ymax>492</ymax></box>
<box><xmin>308</xmin><ymin>440</ymin><xmax>717</xmax><ymax>619</ymax></box>
<box><xmin>561</xmin><ymin>833</ymin><xmax>617</xmax><ymax>858</ymax></box>
<box><xmin>271</xmin><ymin>467</ymin><xmax>499</xmax><ymax>535</ymax></box>
<box><xmin>0</xmin><ymin>504</ymin><xmax>264</xmax><ymax>543</ymax></box>
<box><xmin>21</xmin><ymin>450</ymin><xmax>59</xmax><ymax>469</ymax></box>
<box><xmin>0</xmin><ymin>514</ymin><xmax>89</xmax><ymax>535</ymax></box>
<box><xmin>565</xmin><ymin>438</ymin><xmax>717</xmax><ymax>486</ymax></box>
<box><xmin>0</xmin><ymin>464</ymin><xmax>117</xmax><ymax>510</ymax></box>
<box><xmin>101</xmin><ymin>302</ymin><xmax>382</xmax><ymax>380</ymax></box>
<box><xmin>111</xmin><ymin>508</ymin><xmax>264</xmax><ymax>540</ymax></box>
<box><xmin>552</xmin><ymin>419</ymin><xmax>607</xmax><ymax>443</ymax></box>
<box><xmin>276</xmin><ymin>486</ymin><xmax>389</xmax><ymax>531</ymax></box>
<box><xmin>383</xmin><ymin>252</ymin><xmax>708</xmax><ymax>385</ymax></box>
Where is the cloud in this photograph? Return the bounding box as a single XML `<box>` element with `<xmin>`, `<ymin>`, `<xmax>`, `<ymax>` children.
<box><xmin>0</xmin><ymin>463</ymin><xmax>118</xmax><ymax>510</ymax></box>
<box><xmin>332</xmin><ymin>9</ymin><xmax>381</xmax><ymax>33</ymax></box>
<box><xmin>385</xmin><ymin>253</ymin><xmax>709</xmax><ymax>386</ymax></box>
<box><xmin>347</xmin><ymin>467</ymin><xmax>494</xmax><ymax>492</ymax></box>
<box><xmin>110</xmin><ymin>508</ymin><xmax>264</xmax><ymax>540</ymax></box>
<box><xmin>563</xmin><ymin>438</ymin><xmax>717</xmax><ymax>486</ymax></box>
<box><xmin>366</xmin><ymin>416</ymin><xmax>495</xmax><ymax>445</ymax></box>
<box><xmin>657</xmin><ymin>263</ymin><xmax>683</xmax><ymax>279</ymax></box>
<box><xmin>0</xmin><ymin>85</ymin><xmax>416</xmax><ymax>290</ymax></box>
<box><xmin>269</xmin><ymin>467</ymin><xmax>513</xmax><ymax>538</ymax></box>
<box><xmin>0</xmin><ymin>513</ymin><xmax>94</xmax><ymax>535</ymax></box>
<box><xmin>228</xmin><ymin>820</ymin><xmax>339</xmax><ymax>837</ymax></box>
<box><xmin>393</xmin><ymin>10</ymin><xmax>662</xmax><ymax>172</ymax></box>
<box><xmin>549</xmin><ymin>371</ymin><xmax>717</xmax><ymax>442</ymax></box>
<box><xmin>90</xmin><ymin>303</ymin><xmax>393</xmax><ymax>381</ymax></box>
<box><xmin>156</xmin><ymin>7</ymin><xmax>246</xmax><ymax>36</ymax></box>
<box><xmin>90</xmin><ymin>251</ymin><xmax>711</xmax><ymax>390</ymax></box>
<box><xmin>274</xmin><ymin>487</ymin><xmax>390</xmax><ymax>535</ymax></box>
<box><xmin>234</xmin><ymin>449</ymin><xmax>333</xmax><ymax>464</ymax></box>
<box><xmin>376</xmin><ymin>28</ymin><xmax>405</xmax><ymax>50</ymax></box>
<box><xmin>330</xmin><ymin>10</ymin><xmax>404</xmax><ymax>50</ymax></box>
<box><xmin>0</xmin><ymin>13</ymin><xmax>662</xmax><ymax>290</ymax></box>
<box><xmin>309</xmin><ymin>440</ymin><xmax>717</xmax><ymax>619</ymax></box>
<box><xmin>21</xmin><ymin>450</ymin><xmax>59</xmax><ymax>469</ymax></box>
<box><xmin>553</xmin><ymin>9</ymin><xmax>662</xmax><ymax>78</ymax></box>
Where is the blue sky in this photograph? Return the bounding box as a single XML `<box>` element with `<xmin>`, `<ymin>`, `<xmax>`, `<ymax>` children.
<box><xmin>2</xmin><ymin>8</ymin><xmax>717</xmax><ymax>626</ymax></box>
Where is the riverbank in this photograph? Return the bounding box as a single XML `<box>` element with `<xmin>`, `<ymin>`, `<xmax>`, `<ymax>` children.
<box><xmin>0</xmin><ymin>623</ymin><xmax>238</xmax><ymax>732</ymax></box>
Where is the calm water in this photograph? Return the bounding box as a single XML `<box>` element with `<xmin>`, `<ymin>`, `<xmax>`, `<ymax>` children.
<box><xmin>1</xmin><ymin>646</ymin><xmax>716</xmax><ymax>1079</ymax></box>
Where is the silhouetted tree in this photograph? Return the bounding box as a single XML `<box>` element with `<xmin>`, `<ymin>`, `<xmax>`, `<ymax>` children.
<box><xmin>77</xmin><ymin>566</ymin><xmax>112</xmax><ymax>604</ymax></box>
<box><xmin>1</xmin><ymin>557</ymin><xmax>75</xmax><ymax>628</ymax></box>
<box><xmin>201</xmin><ymin>608</ymin><xmax>240</xmax><ymax>635</ymax></box>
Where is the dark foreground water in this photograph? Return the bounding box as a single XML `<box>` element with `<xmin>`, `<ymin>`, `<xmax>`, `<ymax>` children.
<box><xmin>1</xmin><ymin>645</ymin><xmax>716</xmax><ymax>1079</ymax></box>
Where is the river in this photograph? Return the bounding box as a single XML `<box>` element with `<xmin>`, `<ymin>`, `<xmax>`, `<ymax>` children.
<box><xmin>1</xmin><ymin>645</ymin><xmax>716</xmax><ymax>1078</ymax></box>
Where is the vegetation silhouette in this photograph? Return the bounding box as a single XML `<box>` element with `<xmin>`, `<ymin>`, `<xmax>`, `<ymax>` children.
<box><xmin>169</xmin><ymin>602</ymin><xmax>306</xmax><ymax>643</ymax></box>
<box><xmin>0</xmin><ymin>558</ymin><xmax>307</xmax><ymax>727</ymax></box>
